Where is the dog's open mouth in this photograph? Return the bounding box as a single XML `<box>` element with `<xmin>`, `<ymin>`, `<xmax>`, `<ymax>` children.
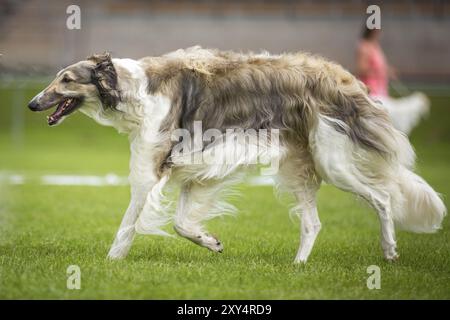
<box><xmin>47</xmin><ymin>98</ymin><xmax>81</xmax><ymax>126</ymax></box>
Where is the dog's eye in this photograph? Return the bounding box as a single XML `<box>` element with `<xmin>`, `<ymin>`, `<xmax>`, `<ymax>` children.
<box><xmin>62</xmin><ymin>75</ymin><xmax>74</xmax><ymax>83</ymax></box>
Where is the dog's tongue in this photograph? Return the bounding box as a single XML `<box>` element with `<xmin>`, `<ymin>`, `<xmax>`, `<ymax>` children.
<box><xmin>47</xmin><ymin>101</ymin><xmax>66</xmax><ymax>125</ymax></box>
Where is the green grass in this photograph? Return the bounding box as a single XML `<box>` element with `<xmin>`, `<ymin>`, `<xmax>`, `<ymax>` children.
<box><xmin>0</xmin><ymin>84</ymin><xmax>449</xmax><ymax>299</ymax></box>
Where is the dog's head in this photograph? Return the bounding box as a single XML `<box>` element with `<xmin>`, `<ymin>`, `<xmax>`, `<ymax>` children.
<box><xmin>28</xmin><ymin>53</ymin><xmax>120</xmax><ymax>126</ymax></box>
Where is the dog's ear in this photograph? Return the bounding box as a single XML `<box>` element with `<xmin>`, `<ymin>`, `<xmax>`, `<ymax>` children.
<box><xmin>87</xmin><ymin>52</ymin><xmax>121</xmax><ymax>109</ymax></box>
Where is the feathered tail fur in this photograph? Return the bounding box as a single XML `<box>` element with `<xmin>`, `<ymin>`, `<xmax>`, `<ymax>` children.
<box><xmin>311</xmin><ymin>75</ymin><xmax>446</xmax><ymax>233</ymax></box>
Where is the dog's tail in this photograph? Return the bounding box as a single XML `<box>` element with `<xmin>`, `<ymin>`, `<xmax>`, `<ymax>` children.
<box><xmin>389</xmin><ymin>167</ymin><xmax>446</xmax><ymax>232</ymax></box>
<box><xmin>310</xmin><ymin>79</ymin><xmax>446</xmax><ymax>233</ymax></box>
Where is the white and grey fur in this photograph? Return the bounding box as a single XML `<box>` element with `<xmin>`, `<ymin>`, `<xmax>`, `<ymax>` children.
<box><xmin>29</xmin><ymin>46</ymin><xmax>446</xmax><ymax>263</ymax></box>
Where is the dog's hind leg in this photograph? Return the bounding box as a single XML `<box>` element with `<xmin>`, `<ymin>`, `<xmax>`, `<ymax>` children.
<box><xmin>368</xmin><ymin>195</ymin><xmax>398</xmax><ymax>261</ymax></box>
<box><xmin>277</xmin><ymin>152</ymin><xmax>322</xmax><ymax>263</ymax></box>
<box><xmin>293</xmin><ymin>193</ymin><xmax>322</xmax><ymax>263</ymax></box>
<box><xmin>173</xmin><ymin>180</ymin><xmax>236</xmax><ymax>253</ymax></box>
<box><xmin>310</xmin><ymin>116</ymin><xmax>399</xmax><ymax>260</ymax></box>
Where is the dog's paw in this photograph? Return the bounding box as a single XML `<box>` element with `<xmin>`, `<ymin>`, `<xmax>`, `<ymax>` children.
<box><xmin>174</xmin><ymin>225</ymin><xmax>223</xmax><ymax>253</ymax></box>
<box><xmin>107</xmin><ymin>247</ymin><xmax>128</xmax><ymax>260</ymax></box>
<box><xmin>107</xmin><ymin>253</ymin><xmax>126</xmax><ymax>260</ymax></box>
<box><xmin>293</xmin><ymin>259</ymin><xmax>307</xmax><ymax>264</ymax></box>
<box><xmin>293</xmin><ymin>256</ymin><xmax>308</xmax><ymax>264</ymax></box>
<box><xmin>384</xmin><ymin>248</ymin><xmax>399</xmax><ymax>262</ymax></box>
<box><xmin>385</xmin><ymin>254</ymin><xmax>400</xmax><ymax>262</ymax></box>
<box><xmin>199</xmin><ymin>233</ymin><xmax>223</xmax><ymax>253</ymax></box>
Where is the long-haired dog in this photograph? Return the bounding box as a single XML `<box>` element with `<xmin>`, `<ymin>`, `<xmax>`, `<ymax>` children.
<box><xmin>28</xmin><ymin>46</ymin><xmax>446</xmax><ymax>263</ymax></box>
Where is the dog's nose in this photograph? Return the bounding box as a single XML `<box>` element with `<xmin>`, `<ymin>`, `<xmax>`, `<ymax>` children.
<box><xmin>28</xmin><ymin>99</ymin><xmax>40</xmax><ymax>111</ymax></box>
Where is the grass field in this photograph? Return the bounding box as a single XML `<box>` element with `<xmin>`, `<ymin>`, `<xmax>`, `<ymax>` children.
<box><xmin>0</xmin><ymin>84</ymin><xmax>449</xmax><ymax>299</ymax></box>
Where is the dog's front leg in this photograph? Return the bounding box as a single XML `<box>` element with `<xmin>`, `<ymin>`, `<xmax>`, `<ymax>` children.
<box><xmin>107</xmin><ymin>185</ymin><xmax>150</xmax><ymax>260</ymax></box>
<box><xmin>107</xmin><ymin>135</ymin><xmax>166</xmax><ymax>260</ymax></box>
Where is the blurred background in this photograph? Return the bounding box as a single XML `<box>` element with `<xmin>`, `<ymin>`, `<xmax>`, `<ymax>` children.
<box><xmin>1</xmin><ymin>0</ymin><xmax>449</xmax><ymax>177</ymax></box>
<box><xmin>1</xmin><ymin>0</ymin><xmax>450</xmax><ymax>79</ymax></box>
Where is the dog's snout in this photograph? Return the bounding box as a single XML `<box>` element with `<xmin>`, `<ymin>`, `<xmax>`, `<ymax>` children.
<box><xmin>28</xmin><ymin>99</ymin><xmax>40</xmax><ymax>111</ymax></box>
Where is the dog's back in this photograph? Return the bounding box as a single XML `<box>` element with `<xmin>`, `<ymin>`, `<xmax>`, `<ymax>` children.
<box><xmin>144</xmin><ymin>47</ymin><xmax>383</xmax><ymax>148</ymax></box>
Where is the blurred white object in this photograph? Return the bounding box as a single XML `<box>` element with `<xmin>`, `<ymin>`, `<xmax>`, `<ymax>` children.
<box><xmin>376</xmin><ymin>92</ymin><xmax>430</xmax><ymax>135</ymax></box>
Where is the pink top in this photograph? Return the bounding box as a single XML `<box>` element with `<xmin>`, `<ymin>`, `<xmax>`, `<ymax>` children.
<box><xmin>358</xmin><ymin>40</ymin><xmax>388</xmax><ymax>97</ymax></box>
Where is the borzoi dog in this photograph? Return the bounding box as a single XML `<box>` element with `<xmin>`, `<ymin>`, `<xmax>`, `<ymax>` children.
<box><xmin>28</xmin><ymin>47</ymin><xmax>446</xmax><ymax>263</ymax></box>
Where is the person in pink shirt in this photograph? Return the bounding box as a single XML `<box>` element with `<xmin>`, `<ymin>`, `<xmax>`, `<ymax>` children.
<box><xmin>356</xmin><ymin>27</ymin><xmax>429</xmax><ymax>135</ymax></box>
<box><xmin>357</xmin><ymin>27</ymin><xmax>393</xmax><ymax>98</ymax></box>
